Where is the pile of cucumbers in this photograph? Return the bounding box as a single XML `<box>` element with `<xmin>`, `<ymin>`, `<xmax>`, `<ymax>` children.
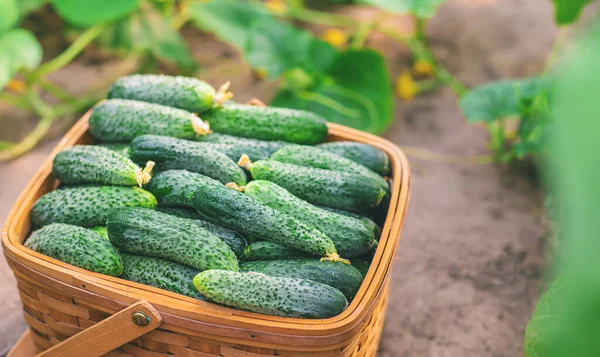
<box><xmin>26</xmin><ymin>74</ymin><xmax>392</xmax><ymax>319</ymax></box>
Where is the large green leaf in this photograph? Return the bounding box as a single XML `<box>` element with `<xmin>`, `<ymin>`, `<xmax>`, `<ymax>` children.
<box><xmin>0</xmin><ymin>0</ymin><xmax>18</xmax><ymax>33</ymax></box>
<box><xmin>98</xmin><ymin>3</ymin><xmax>196</xmax><ymax>71</ymax></box>
<box><xmin>459</xmin><ymin>77</ymin><xmax>551</xmax><ymax>123</ymax></box>
<box><xmin>244</xmin><ymin>19</ymin><xmax>337</xmax><ymax>78</ymax></box>
<box><xmin>0</xmin><ymin>29</ymin><xmax>42</xmax><ymax>88</ymax></box>
<box><xmin>51</xmin><ymin>0</ymin><xmax>139</xmax><ymax>27</ymax></box>
<box><xmin>360</xmin><ymin>0</ymin><xmax>446</xmax><ymax>18</ymax></box>
<box><xmin>245</xmin><ymin>20</ymin><xmax>314</xmax><ymax>78</ymax></box>
<box><xmin>524</xmin><ymin>23</ymin><xmax>600</xmax><ymax>357</ymax></box>
<box><xmin>188</xmin><ymin>0</ymin><xmax>271</xmax><ymax>49</ymax></box>
<box><xmin>272</xmin><ymin>50</ymin><xmax>394</xmax><ymax>134</ymax></box>
<box><xmin>552</xmin><ymin>0</ymin><xmax>592</xmax><ymax>25</ymax></box>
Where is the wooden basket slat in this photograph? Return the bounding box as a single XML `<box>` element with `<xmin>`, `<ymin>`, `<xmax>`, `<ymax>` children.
<box><xmin>3</xmin><ymin>110</ymin><xmax>410</xmax><ymax>357</ymax></box>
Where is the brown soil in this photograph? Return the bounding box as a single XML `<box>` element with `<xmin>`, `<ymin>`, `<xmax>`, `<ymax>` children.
<box><xmin>0</xmin><ymin>0</ymin><xmax>577</xmax><ymax>355</ymax></box>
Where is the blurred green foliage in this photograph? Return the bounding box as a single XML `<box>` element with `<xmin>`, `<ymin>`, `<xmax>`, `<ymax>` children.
<box><xmin>524</xmin><ymin>22</ymin><xmax>600</xmax><ymax>357</ymax></box>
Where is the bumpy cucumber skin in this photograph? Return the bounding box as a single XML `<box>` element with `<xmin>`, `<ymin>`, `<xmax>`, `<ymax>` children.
<box><xmin>192</xmin><ymin>184</ymin><xmax>336</xmax><ymax>256</ymax></box>
<box><xmin>201</xmin><ymin>143</ymin><xmax>269</xmax><ymax>162</ymax></box>
<box><xmin>197</xmin><ymin>133</ymin><xmax>289</xmax><ymax>156</ymax></box>
<box><xmin>146</xmin><ymin>170</ymin><xmax>220</xmax><ymax>207</ymax></box>
<box><xmin>243</xmin><ymin>241</ymin><xmax>311</xmax><ymax>261</ymax></box>
<box><xmin>26</xmin><ymin>223</ymin><xmax>123</xmax><ymax>276</ymax></box>
<box><xmin>248</xmin><ymin>160</ymin><xmax>385</xmax><ymax>213</ymax></box>
<box><xmin>317</xmin><ymin>142</ymin><xmax>391</xmax><ymax>176</ymax></box>
<box><xmin>245</xmin><ymin>181</ymin><xmax>375</xmax><ymax>257</ymax></box>
<box><xmin>108</xmin><ymin>75</ymin><xmax>215</xmax><ymax>113</ymax></box>
<box><xmin>351</xmin><ymin>259</ymin><xmax>370</xmax><ymax>277</ymax></box>
<box><xmin>271</xmin><ymin>145</ymin><xmax>389</xmax><ymax>193</ymax></box>
<box><xmin>90</xmin><ymin>226</ymin><xmax>109</xmax><ymax>240</ymax></box>
<box><xmin>240</xmin><ymin>259</ymin><xmax>364</xmax><ymax>299</ymax></box>
<box><xmin>89</xmin><ymin>99</ymin><xmax>201</xmax><ymax>142</ymax></box>
<box><xmin>130</xmin><ymin>135</ymin><xmax>246</xmax><ymax>185</ymax></box>
<box><xmin>52</xmin><ymin>145</ymin><xmax>141</xmax><ymax>186</ymax></box>
<box><xmin>120</xmin><ymin>253</ymin><xmax>206</xmax><ymax>300</ymax></box>
<box><xmin>193</xmin><ymin>270</ymin><xmax>348</xmax><ymax>318</ymax></box>
<box><xmin>30</xmin><ymin>186</ymin><xmax>157</xmax><ymax>228</ymax></box>
<box><xmin>204</xmin><ymin>104</ymin><xmax>328</xmax><ymax>145</ymax></box>
<box><xmin>317</xmin><ymin>205</ymin><xmax>381</xmax><ymax>238</ymax></box>
<box><xmin>96</xmin><ymin>143</ymin><xmax>131</xmax><ymax>158</ymax></box>
<box><xmin>157</xmin><ymin>206</ymin><xmax>248</xmax><ymax>258</ymax></box>
<box><xmin>107</xmin><ymin>208</ymin><xmax>239</xmax><ymax>272</ymax></box>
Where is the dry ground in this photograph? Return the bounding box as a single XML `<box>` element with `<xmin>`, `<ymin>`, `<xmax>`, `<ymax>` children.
<box><xmin>0</xmin><ymin>0</ymin><xmax>566</xmax><ymax>355</ymax></box>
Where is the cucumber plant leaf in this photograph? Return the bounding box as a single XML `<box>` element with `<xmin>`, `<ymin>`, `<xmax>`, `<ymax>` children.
<box><xmin>187</xmin><ymin>0</ymin><xmax>271</xmax><ymax>50</ymax></box>
<box><xmin>245</xmin><ymin>20</ymin><xmax>316</xmax><ymax>78</ymax></box>
<box><xmin>273</xmin><ymin>50</ymin><xmax>394</xmax><ymax>134</ymax></box>
<box><xmin>51</xmin><ymin>0</ymin><xmax>139</xmax><ymax>27</ymax></box>
<box><xmin>459</xmin><ymin>77</ymin><xmax>551</xmax><ymax>123</ymax></box>
<box><xmin>552</xmin><ymin>0</ymin><xmax>592</xmax><ymax>25</ymax></box>
<box><xmin>0</xmin><ymin>29</ymin><xmax>42</xmax><ymax>89</ymax></box>
<box><xmin>360</xmin><ymin>0</ymin><xmax>447</xmax><ymax>18</ymax></box>
<box><xmin>0</xmin><ymin>0</ymin><xmax>18</xmax><ymax>33</ymax></box>
<box><xmin>98</xmin><ymin>2</ymin><xmax>196</xmax><ymax>72</ymax></box>
<box><xmin>525</xmin><ymin>23</ymin><xmax>600</xmax><ymax>357</ymax></box>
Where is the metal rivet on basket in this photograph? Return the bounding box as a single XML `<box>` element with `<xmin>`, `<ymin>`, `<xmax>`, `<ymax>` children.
<box><xmin>132</xmin><ymin>311</ymin><xmax>151</xmax><ymax>326</ymax></box>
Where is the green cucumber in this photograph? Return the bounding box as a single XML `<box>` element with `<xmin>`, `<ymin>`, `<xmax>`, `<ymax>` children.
<box><xmin>196</xmin><ymin>133</ymin><xmax>288</xmax><ymax>155</ymax></box>
<box><xmin>52</xmin><ymin>145</ymin><xmax>154</xmax><ymax>187</ymax></box>
<box><xmin>107</xmin><ymin>208</ymin><xmax>238</xmax><ymax>271</ymax></box>
<box><xmin>97</xmin><ymin>143</ymin><xmax>131</xmax><ymax>158</ymax></box>
<box><xmin>30</xmin><ymin>186</ymin><xmax>157</xmax><ymax>228</ymax></box>
<box><xmin>201</xmin><ymin>143</ymin><xmax>268</xmax><ymax>162</ymax></box>
<box><xmin>25</xmin><ymin>223</ymin><xmax>123</xmax><ymax>276</ymax></box>
<box><xmin>204</xmin><ymin>104</ymin><xmax>328</xmax><ymax>145</ymax></box>
<box><xmin>193</xmin><ymin>270</ymin><xmax>348</xmax><ymax>318</ymax></box>
<box><xmin>120</xmin><ymin>253</ymin><xmax>206</xmax><ymax>300</ymax></box>
<box><xmin>243</xmin><ymin>241</ymin><xmax>311</xmax><ymax>261</ymax></box>
<box><xmin>351</xmin><ymin>259</ymin><xmax>371</xmax><ymax>277</ymax></box>
<box><xmin>146</xmin><ymin>170</ymin><xmax>220</xmax><ymax>207</ymax></box>
<box><xmin>192</xmin><ymin>184</ymin><xmax>340</xmax><ymax>258</ymax></box>
<box><xmin>240</xmin><ymin>259</ymin><xmax>363</xmax><ymax>299</ymax></box>
<box><xmin>317</xmin><ymin>142</ymin><xmax>390</xmax><ymax>176</ymax></box>
<box><xmin>90</xmin><ymin>226</ymin><xmax>109</xmax><ymax>240</ymax></box>
<box><xmin>245</xmin><ymin>181</ymin><xmax>376</xmax><ymax>257</ymax></box>
<box><xmin>107</xmin><ymin>75</ymin><xmax>228</xmax><ymax>113</ymax></box>
<box><xmin>242</xmin><ymin>159</ymin><xmax>385</xmax><ymax>213</ymax></box>
<box><xmin>157</xmin><ymin>206</ymin><xmax>248</xmax><ymax>258</ymax></box>
<box><xmin>317</xmin><ymin>205</ymin><xmax>381</xmax><ymax>238</ymax></box>
<box><xmin>156</xmin><ymin>206</ymin><xmax>202</xmax><ymax>220</ymax></box>
<box><xmin>89</xmin><ymin>99</ymin><xmax>211</xmax><ymax>142</ymax></box>
<box><xmin>271</xmin><ymin>145</ymin><xmax>389</xmax><ymax>193</ymax></box>
<box><xmin>130</xmin><ymin>135</ymin><xmax>246</xmax><ymax>185</ymax></box>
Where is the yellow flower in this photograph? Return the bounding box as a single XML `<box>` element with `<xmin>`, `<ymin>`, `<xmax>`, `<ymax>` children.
<box><xmin>265</xmin><ymin>0</ymin><xmax>286</xmax><ymax>14</ymax></box>
<box><xmin>396</xmin><ymin>72</ymin><xmax>418</xmax><ymax>101</ymax></box>
<box><xmin>254</xmin><ymin>68</ymin><xmax>268</xmax><ymax>79</ymax></box>
<box><xmin>322</xmin><ymin>28</ymin><xmax>347</xmax><ymax>48</ymax></box>
<box><xmin>6</xmin><ymin>79</ymin><xmax>25</xmax><ymax>93</ymax></box>
<box><xmin>412</xmin><ymin>60</ymin><xmax>434</xmax><ymax>77</ymax></box>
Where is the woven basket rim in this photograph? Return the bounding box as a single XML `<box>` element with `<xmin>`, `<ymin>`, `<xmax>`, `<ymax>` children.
<box><xmin>2</xmin><ymin>107</ymin><xmax>411</xmax><ymax>345</ymax></box>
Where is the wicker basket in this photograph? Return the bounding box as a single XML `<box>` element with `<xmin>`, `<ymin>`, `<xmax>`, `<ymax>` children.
<box><xmin>2</xmin><ymin>110</ymin><xmax>411</xmax><ymax>357</ymax></box>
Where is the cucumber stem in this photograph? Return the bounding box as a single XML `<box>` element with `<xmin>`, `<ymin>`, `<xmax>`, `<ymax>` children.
<box><xmin>225</xmin><ymin>182</ymin><xmax>246</xmax><ymax>192</ymax></box>
<box><xmin>321</xmin><ymin>253</ymin><xmax>351</xmax><ymax>265</ymax></box>
<box><xmin>213</xmin><ymin>81</ymin><xmax>234</xmax><ymax>106</ymax></box>
<box><xmin>191</xmin><ymin>114</ymin><xmax>212</xmax><ymax>136</ymax></box>
<box><xmin>135</xmin><ymin>161</ymin><xmax>155</xmax><ymax>187</ymax></box>
<box><xmin>237</xmin><ymin>154</ymin><xmax>252</xmax><ymax>170</ymax></box>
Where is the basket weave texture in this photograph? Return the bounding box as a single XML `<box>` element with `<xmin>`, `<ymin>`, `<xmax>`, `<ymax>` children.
<box><xmin>3</xmin><ymin>111</ymin><xmax>410</xmax><ymax>357</ymax></box>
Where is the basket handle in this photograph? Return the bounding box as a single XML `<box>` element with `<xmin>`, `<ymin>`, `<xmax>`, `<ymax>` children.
<box><xmin>37</xmin><ymin>300</ymin><xmax>162</xmax><ymax>357</ymax></box>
